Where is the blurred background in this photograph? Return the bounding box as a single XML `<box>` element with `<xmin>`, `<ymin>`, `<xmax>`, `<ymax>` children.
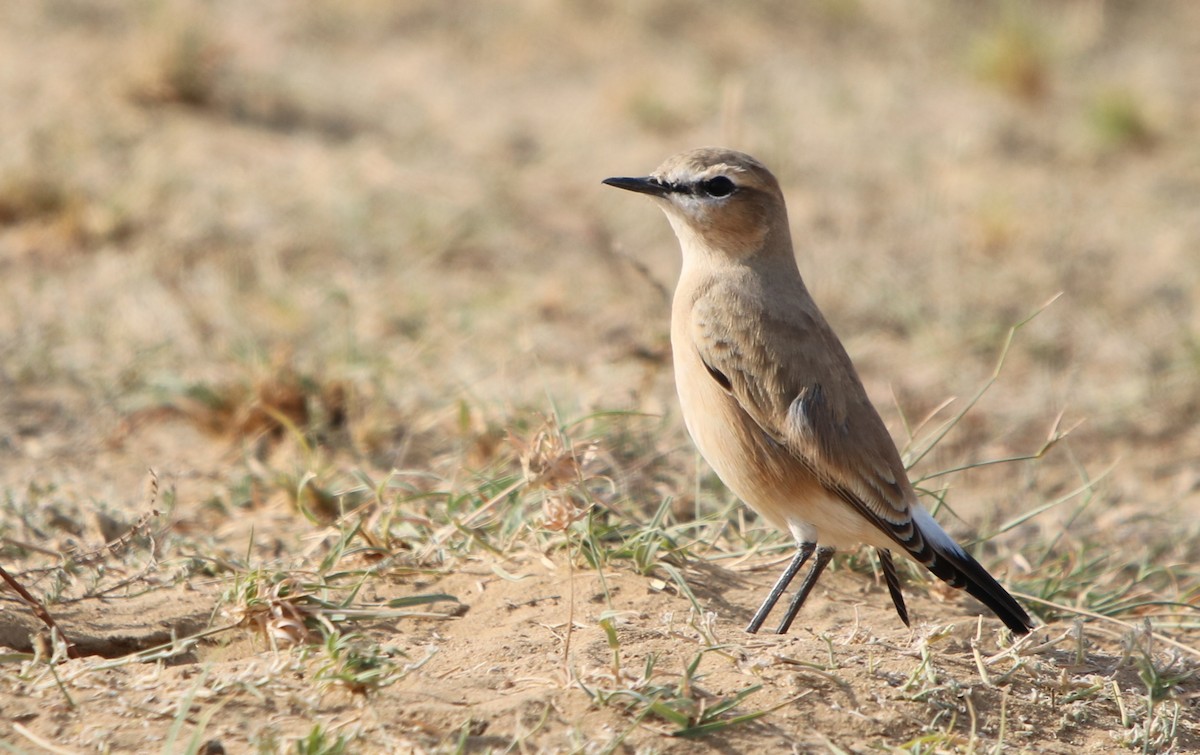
<box><xmin>2</xmin><ymin>2</ymin><xmax>1199</xmax><ymax>750</ymax></box>
<box><xmin>1</xmin><ymin>0</ymin><xmax>1197</xmax><ymax>544</ymax></box>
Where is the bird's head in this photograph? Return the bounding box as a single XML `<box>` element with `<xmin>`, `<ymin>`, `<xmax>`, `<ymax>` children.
<box><xmin>604</xmin><ymin>147</ymin><xmax>789</xmax><ymax>262</ymax></box>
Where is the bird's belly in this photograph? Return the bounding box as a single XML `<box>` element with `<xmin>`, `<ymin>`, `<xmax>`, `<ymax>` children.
<box><xmin>673</xmin><ymin>349</ymin><xmax>882</xmax><ymax>550</ymax></box>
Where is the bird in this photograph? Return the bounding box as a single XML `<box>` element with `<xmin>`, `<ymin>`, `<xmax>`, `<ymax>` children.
<box><xmin>603</xmin><ymin>148</ymin><xmax>1034</xmax><ymax>635</ymax></box>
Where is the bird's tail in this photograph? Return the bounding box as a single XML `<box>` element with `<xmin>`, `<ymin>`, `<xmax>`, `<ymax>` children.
<box><xmin>909</xmin><ymin>507</ymin><xmax>1034</xmax><ymax>635</ymax></box>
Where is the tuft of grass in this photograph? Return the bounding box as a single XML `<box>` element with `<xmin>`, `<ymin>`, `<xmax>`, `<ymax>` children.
<box><xmin>0</xmin><ymin>173</ymin><xmax>72</xmax><ymax>226</ymax></box>
<box><xmin>581</xmin><ymin>646</ymin><xmax>773</xmax><ymax>739</ymax></box>
<box><xmin>1087</xmin><ymin>89</ymin><xmax>1155</xmax><ymax>152</ymax></box>
<box><xmin>292</xmin><ymin>724</ymin><xmax>350</xmax><ymax>755</ymax></box>
<box><xmin>969</xmin><ymin>5</ymin><xmax>1051</xmax><ymax>102</ymax></box>
<box><xmin>218</xmin><ymin>558</ymin><xmax>458</xmax><ymax>650</ymax></box>
<box><xmin>129</xmin><ymin>11</ymin><xmax>226</xmax><ymax>108</ymax></box>
<box><xmin>0</xmin><ymin>168</ymin><xmax>104</xmax><ymax>252</ymax></box>
<box><xmin>312</xmin><ymin>632</ymin><xmax>417</xmax><ymax>696</ymax></box>
<box><xmin>170</xmin><ymin>360</ymin><xmax>343</xmax><ymax>446</ymax></box>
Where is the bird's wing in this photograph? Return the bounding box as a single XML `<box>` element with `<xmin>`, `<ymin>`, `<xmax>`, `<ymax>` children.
<box><xmin>690</xmin><ymin>282</ymin><xmax>915</xmax><ymax>533</ymax></box>
<box><xmin>691</xmin><ymin>280</ymin><xmax>1035</xmax><ymax>635</ymax></box>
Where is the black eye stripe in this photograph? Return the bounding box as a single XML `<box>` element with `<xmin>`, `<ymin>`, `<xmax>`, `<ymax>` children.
<box><xmin>652</xmin><ymin>175</ymin><xmax>738</xmax><ymax>197</ymax></box>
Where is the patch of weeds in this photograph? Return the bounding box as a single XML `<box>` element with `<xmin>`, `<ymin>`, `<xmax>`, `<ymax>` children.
<box><xmin>508</xmin><ymin>413</ymin><xmax>732</xmax><ymax>583</ymax></box>
<box><xmin>1113</xmin><ymin>626</ymin><xmax>1192</xmax><ymax>752</ymax></box>
<box><xmin>377</xmin><ymin>410</ymin><xmax>685</xmax><ymax>570</ymax></box>
<box><xmin>0</xmin><ymin>173</ymin><xmax>72</xmax><ymax>226</ymax></box>
<box><xmin>166</xmin><ymin>362</ymin><xmax>369</xmax><ymax>525</ymax></box>
<box><xmin>1087</xmin><ymin>89</ymin><xmax>1155</xmax><ymax>152</ymax></box>
<box><xmin>581</xmin><ymin>644</ymin><xmax>771</xmax><ymax>739</ymax></box>
<box><xmin>411</xmin><ymin>412</ymin><xmax>606</xmax><ymax>560</ymax></box>
<box><xmin>1011</xmin><ymin>503</ymin><xmax>1200</xmax><ymax>635</ymax></box>
<box><xmin>1019</xmin><ymin>546</ymin><xmax>1128</xmax><ymax>619</ymax></box>
<box><xmin>969</xmin><ymin>3</ymin><xmax>1051</xmax><ymax>102</ymax></box>
<box><xmin>0</xmin><ymin>168</ymin><xmax>100</xmax><ymax>250</ymax></box>
<box><xmin>311</xmin><ymin>632</ymin><xmax>423</xmax><ymax>696</ymax></box>
<box><xmin>128</xmin><ymin>2</ymin><xmax>364</xmax><ymax>137</ymax></box>
<box><xmin>171</xmin><ymin>361</ymin><xmax>344</xmax><ymax>449</ymax></box>
<box><xmin>570</xmin><ymin>495</ymin><xmax>720</xmax><ymax>628</ymax></box>
<box><xmin>894</xmin><ymin>628</ymin><xmax>1030</xmax><ymax>753</ymax></box>
<box><xmin>220</xmin><ymin>565</ymin><xmax>456</xmax><ymax>649</ymax></box>
<box><xmin>293</xmin><ymin>724</ymin><xmax>351</xmax><ymax>755</ymax></box>
<box><xmin>578</xmin><ymin>496</ymin><xmax>689</xmax><ymax>576</ymax></box>
<box><xmin>895</xmin><ymin>730</ymin><xmax>969</xmax><ymax>755</ymax></box>
<box><xmin>223</xmin><ymin>569</ymin><xmax>331</xmax><ymax>647</ymax></box>
<box><xmin>129</xmin><ymin>8</ymin><xmax>226</xmax><ymax>108</ymax></box>
<box><xmin>0</xmin><ymin>473</ymin><xmax>166</xmax><ymax>617</ymax></box>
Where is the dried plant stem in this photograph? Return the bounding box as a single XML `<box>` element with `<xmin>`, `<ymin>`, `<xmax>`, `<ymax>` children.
<box><xmin>0</xmin><ymin>562</ymin><xmax>80</xmax><ymax>659</ymax></box>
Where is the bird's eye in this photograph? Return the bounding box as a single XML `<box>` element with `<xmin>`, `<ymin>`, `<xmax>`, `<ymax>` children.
<box><xmin>700</xmin><ymin>176</ymin><xmax>735</xmax><ymax>198</ymax></box>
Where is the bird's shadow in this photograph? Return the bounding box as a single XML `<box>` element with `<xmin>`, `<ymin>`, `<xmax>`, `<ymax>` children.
<box><xmin>671</xmin><ymin>557</ymin><xmax>761</xmax><ymax>625</ymax></box>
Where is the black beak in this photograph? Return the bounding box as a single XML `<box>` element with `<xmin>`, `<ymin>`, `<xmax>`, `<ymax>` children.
<box><xmin>602</xmin><ymin>176</ymin><xmax>672</xmax><ymax>197</ymax></box>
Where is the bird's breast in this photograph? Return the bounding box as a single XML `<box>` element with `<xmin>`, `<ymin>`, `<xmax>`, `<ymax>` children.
<box><xmin>670</xmin><ymin>311</ymin><xmax>793</xmax><ymax>527</ymax></box>
<box><xmin>670</xmin><ymin>297</ymin><xmax>883</xmax><ymax>549</ymax></box>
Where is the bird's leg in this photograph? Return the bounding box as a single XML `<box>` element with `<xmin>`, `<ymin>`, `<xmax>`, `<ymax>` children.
<box><xmin>774</xmin><ymin>546</ymin><xmax>836</xmax><ymax>634</ymax></box>
<box><xmin>745</xmin><ymin>542</ymin><xmax>816</xmax><ymax>634</ymax></box>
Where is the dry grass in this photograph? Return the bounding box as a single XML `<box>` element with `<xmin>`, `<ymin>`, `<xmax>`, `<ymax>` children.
<box><xmin>1</xmin><ymin>1</ymin><xmax>1199</xmax><ymax>752</ymax></box>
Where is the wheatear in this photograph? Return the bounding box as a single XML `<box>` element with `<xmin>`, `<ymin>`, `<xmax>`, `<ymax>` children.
<box><xmin>604</xmin><ymin>148</ymin><xmax>1033</xmax><ymax>635</ymax></box>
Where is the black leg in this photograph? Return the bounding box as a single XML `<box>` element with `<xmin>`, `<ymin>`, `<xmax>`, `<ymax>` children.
<box><xmin>775</xmin><ymin>546</ymin><xmax>835</xmax><ymax>634</ymax></box>
<box><xmin>877</xmin><ymin>548</ymin><xmax>910</xmax><ymax>627</ymax></box>
<box><xmin>745</xmin><ymin>542</ymin><xmax>815</xmax><ymax>634</ymax></box>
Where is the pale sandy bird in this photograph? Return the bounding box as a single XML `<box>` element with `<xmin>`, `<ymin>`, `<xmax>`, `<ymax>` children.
<box><xmin>604</xmin><ymin>148</ymin><xmax>1033</xmax><ymax>635</ymax></box>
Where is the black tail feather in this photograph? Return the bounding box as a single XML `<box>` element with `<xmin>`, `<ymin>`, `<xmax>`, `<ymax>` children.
<box><xmin>877</xmin><ymin>549</ymin><xmax>909</xmax><ymax>627</ymax></box>
<box><xmin>831</xmin><ymin>485</ymin><xmax>1033</xmax><ymax>634</ymax></box>
<box><xmin>924</xmin><ymin>546</ymin><xmax>1033</xmax><ymax>635</ymax></box>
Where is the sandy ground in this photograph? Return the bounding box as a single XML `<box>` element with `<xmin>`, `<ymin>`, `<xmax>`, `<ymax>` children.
<box><xmin>1</xmin><ymin>2</ymin><xmax>1199</xmax><ymax>752</ymax></box>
